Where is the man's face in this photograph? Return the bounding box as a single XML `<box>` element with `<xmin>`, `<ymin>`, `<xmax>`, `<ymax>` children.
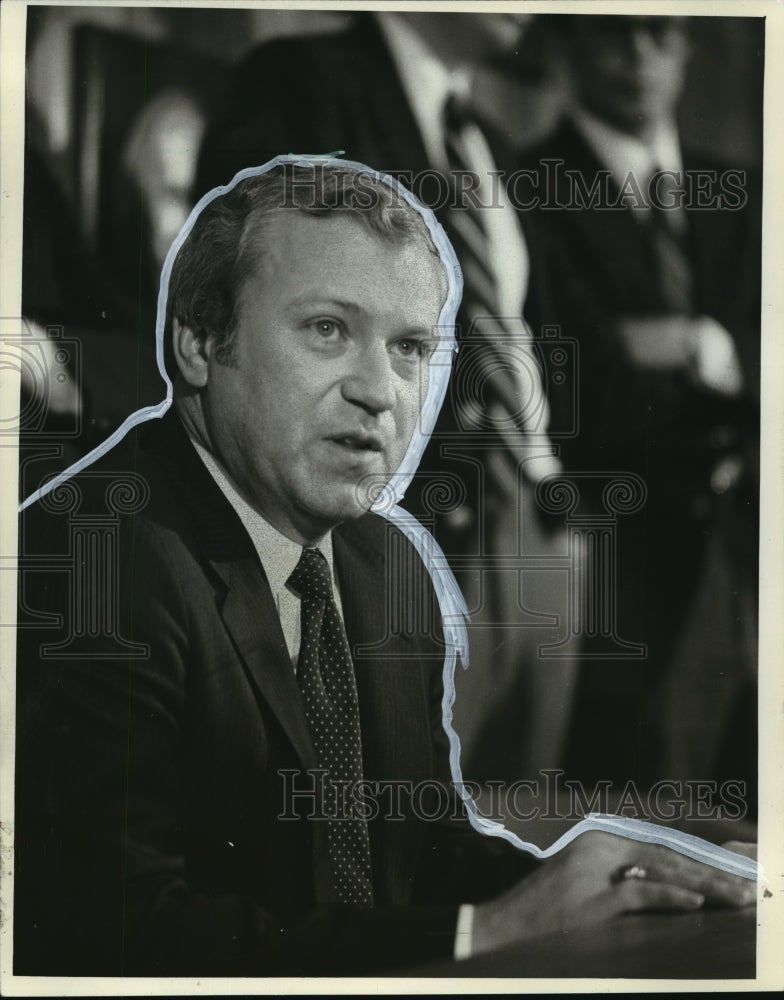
<box><xmin>200</xmin><ymin>211</ymin><xmax>447</xmax><ymax>544</ymax></box>
<box><xmin>568</xmin><ymin>17</ymin><xmax>690</xmax><ymax>136</ymax></box>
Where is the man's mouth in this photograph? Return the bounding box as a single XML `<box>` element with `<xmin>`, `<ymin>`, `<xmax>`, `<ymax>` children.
<box><xmin>329</xmin><ymin>434</ymin><xmax>384</xmax><ymax>453</ymax></box>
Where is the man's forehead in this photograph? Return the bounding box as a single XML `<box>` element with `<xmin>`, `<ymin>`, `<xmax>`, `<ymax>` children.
<box><xmin>240</xmin><ymin>207</ymin><xmax>448</xmax><ymax>301</ymax></box>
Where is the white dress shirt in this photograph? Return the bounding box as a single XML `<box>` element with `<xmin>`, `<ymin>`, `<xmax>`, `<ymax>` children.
<box><xmin>377</xmin><ymin>11</ymin><xmax>529</xmax><ymax>315</ymax></box>
<box><xmin>572</xmin><ymin>106</ymin><xmax>683</xmax><ymax>210</ymax></box>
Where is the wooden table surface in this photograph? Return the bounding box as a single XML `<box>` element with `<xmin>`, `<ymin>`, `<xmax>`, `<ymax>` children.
<box><xmin>410</xmin><ymin>906</ymin><xmax>756</xmax><ymax>979</ymax></box>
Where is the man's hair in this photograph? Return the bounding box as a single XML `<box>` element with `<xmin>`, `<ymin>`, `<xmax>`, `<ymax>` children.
<box><xmin>165</xmin><ymin>162</ymin><xmax>442</xmax><ymax>372</ymax></box>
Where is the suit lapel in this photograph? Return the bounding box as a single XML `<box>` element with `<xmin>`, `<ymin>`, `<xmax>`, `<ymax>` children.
<box><xmin>308</xmin><ymin>14</ymin><xmax>432</xmax><ymax>179</ymax></box>
<box><xmin>546</xmin><ymin>121</ymin><xmax>665</xmax><ymax>309</ymax></box>
<box><xmin>217</xmin><ymin>554</ymin><xmax>317</xmax><ymax>773</ymax></box>
<box><xmin>143</xmin><ymin>412</ymin><xmax>317</xmax><ymax>772</ymax></box>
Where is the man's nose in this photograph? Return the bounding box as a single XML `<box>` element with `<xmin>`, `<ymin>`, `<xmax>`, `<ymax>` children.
<box><xmin>341</xmin><ymin>342</ymin><xmax>397</xmax><ymax>415</ymax></box>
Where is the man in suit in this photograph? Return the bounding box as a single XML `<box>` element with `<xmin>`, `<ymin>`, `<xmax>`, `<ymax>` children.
<box><xmin>517</xmin><ymin>16</ymin><xmax>760</xmax><ymax>801</ymax></box>
<box><xmin>195</xmin><ymin>8</ymin><xmax>577</xmax><ymax>787</ymax></box>
<box><xmin>14</xmin><ymin>162</ymin><xmax>754</xmax><ymax>977</ymax></box>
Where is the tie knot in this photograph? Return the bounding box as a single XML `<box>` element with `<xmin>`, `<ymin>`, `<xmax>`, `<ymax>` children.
<box><xmin>443</xmin><ymin>88</ymin><xmax>474</xmax><ymax>133</ymax></box>
<box><xmin>287</xmin><ymin>547</ymin><xmax>334</xmax><ymax>601</ymax></box>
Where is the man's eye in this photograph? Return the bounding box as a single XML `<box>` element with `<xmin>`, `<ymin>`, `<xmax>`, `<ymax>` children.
<box><xmin>313</xmin><ymin>320</ymin><xmax>339</xmax><ymax>338</ymax></box>
<box><xmin>395</xmin><ymin>338</ymin><xmax>430</xmax><ymax>359</ymax></box>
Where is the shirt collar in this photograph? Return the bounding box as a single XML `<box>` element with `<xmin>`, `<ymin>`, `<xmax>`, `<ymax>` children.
<box><xmin>572</xmin><ymin>106</ymin><xmax>683</xmax><ymax>193</ymax></box>
<box><xmin>189</xmin><ymin>437</ymin><xmax>336</xmax><ymax>596</ymax></box>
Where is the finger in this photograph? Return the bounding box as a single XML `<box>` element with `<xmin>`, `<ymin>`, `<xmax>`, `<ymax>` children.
<box><xmin>721</xmin><ymin>841</ymin><xmax>757</xmax><ymax>861</ymax></box>
<box><xmin>612</xmin><ymin>879</ymin><xmax>706</xmax><ymax>914</ymax></box>
<box><xmin>637</xmin><ymin>848</ymin><xmax>756</xmax><ymax>907</ymax></box>
<box><xmin>590</xmin><ymin>881</ymin><xmax>704</xmax><ymax>921</ymax></box>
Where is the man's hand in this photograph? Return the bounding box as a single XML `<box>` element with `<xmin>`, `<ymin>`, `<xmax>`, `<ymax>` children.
<box><xmin>472</xmin><ymin>831</ymin><xmax>755</xmax><ymax>956</ymax></box>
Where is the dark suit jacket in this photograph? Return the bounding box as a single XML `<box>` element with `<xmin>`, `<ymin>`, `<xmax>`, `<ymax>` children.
<box><xmin>517</xmin><ymin>120</ymin><xmax>760</xmax><ymax>793</ymax></box>
<box><xmin>195</xmin><ymin>15</ymin><xmax>431</xmax><ymax>202</ymax></box>
<box><xmin>14</xmin><ymin>411</ymin><xmax>534</xmax><ymax>977</ymax></box>
<box><xmin>519</xmin><ymin>119</ymin><xmax>761</xmax><ymax>503</ymax></box>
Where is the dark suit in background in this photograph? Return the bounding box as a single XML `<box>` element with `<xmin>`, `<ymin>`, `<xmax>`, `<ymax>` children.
<box><xmin>14</xmin><ymin>412</ymin><xmax>533</xmax><ymax>976</ymax></box>
<box><xmin>19</xmin><ymin>142</ymin><xmax>161</xmax><ymax>493</ymax></box>
<box><xmin>518</xmin><ymin>119</ymin><xmax>760</xmax><ymax>805</ymax></box>
<box><xmin>196</xmin><ymin>17</ymin><xmax>430</xmax><ymax>203</ymax></box>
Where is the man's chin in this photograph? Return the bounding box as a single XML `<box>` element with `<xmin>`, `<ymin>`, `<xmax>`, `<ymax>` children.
<box><xmin>344</xmin><ymin>472</ymin><xmax>393</xmax><ymax>508</ymax></box>
<box><xmin>308</xmin><ymin>495</ymin><xmax>373</xmax><ymax>531</ymax></box>
<box><xmin>305</xmin><ymin>473</ymin><xmax>396</xmax><ymax>531</ymax></box>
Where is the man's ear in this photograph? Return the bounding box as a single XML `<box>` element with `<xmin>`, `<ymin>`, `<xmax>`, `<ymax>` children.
<box><xmin>172</xmin><ymin>318</ymin><xmax>213</xmax><ymax>387</ymax></box>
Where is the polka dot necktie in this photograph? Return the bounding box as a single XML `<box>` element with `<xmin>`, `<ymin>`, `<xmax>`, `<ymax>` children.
<box><xmin>287</xmin><ymin>546</ymin><xmax>374</xmax><ymax>908</ymax></box>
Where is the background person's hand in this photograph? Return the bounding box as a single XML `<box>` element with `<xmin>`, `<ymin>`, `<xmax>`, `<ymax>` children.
<box><xmin>19</xmin><ymin>319</ymin><xmax>83</xmax><ymax>419</ymax></box>
<box><xmin>616</xmin><ymin>315</ymin><xmax>743</xmax><ymax>397</ymax></box>
<box><xmin>472</xmin><ymin>830</ymin><xmax>755</xmax><ymax>956</ymax></box>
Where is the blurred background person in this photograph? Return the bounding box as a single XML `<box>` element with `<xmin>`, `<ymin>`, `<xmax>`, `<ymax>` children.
<box><xmin>19</xmin><ymin>6</ymin><xmax>226</xmax><ymax>498</ymax></box>
<box><xmin>19</xmin><ymin>113</ymin><xmax>155</xmax><ymax>498</ymax></box>
<box><xmin>517</xmin><ymin>14</ymin><xmax>760</xmax><ymax>816</ymax></box>
<box><xmin>112</xmin><ymin>88</ymin><xmax>207</xmax><ymax>318</ymax></box>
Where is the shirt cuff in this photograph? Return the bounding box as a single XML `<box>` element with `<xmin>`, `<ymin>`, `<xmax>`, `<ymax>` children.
<box><xmin>453</xmin><ymin>904</ymin><xmax>475</xmax><ymax>960</ymax></box>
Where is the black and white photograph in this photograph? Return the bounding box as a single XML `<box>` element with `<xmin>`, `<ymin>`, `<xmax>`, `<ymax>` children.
<box><xmin>1</xmin><ymin>0</ymin><xmax>782</xmax><ymax>991</ymax></box>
